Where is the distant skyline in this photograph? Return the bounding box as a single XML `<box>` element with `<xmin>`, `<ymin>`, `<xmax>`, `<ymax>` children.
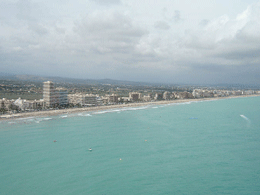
<box><xmin>1</xmin><ymin>0</ymin><xmax>260</xmax><ymax>85</ymax></box>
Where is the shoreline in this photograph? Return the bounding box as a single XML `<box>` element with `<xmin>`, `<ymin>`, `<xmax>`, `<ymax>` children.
<box><xmin>1</xmin><ymin>95</ymin><xmax>259</xmax><ymax>121</ymax></box>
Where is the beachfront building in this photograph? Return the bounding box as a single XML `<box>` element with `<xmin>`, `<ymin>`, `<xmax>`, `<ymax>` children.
<box><xmin>243</xmin><ymin>90</ymin><xmax>254</xmax><ymax>95</ymax></box>
<box><xmin>56</xmin><ymin>87</ymin><xmax>68</xmax><ymax>106</ymax></box>
<box><xmin>219</xmin><ymin>90</ymin><xmax>230</xmax><ymax>97</ymax></box>
<box><xmin>230</xmin><ymin>90</ymin><xmax>242</xmax><ymax>96</ymax></box>
<box><xmin>43</xmin><ymin>81</ymin><xmax>57</xmax><ymax>107</ymax></box>
<box><xmin>108</xmin><ymin>94</ymin><xmax>119</xmax><ymax>103</ymax></box>
<box><xmin>0</xmin><ymin>98</ymin><xmax>11</xmax><ymax>111</ymax></box>
<box><xmin>172</xmin><ymin>92</ymin><xmax>179</xmax><ymax>99</ymax></box>
<box><xmin>68</xmin><ymin>93</ymin><xmax>100</xmax><ymax>107</ymax></box>
<box><xmin>96</xmin><ymin>96</ymin><xmax>103</xmax><ymax>106</ymax></box>
<box><xmin>0</xmin><ymin>99</ymin><xmax>4</xmax><ymax>109</ymax></box>
<box><xmin>202</xmin><ymin>91</ymin><xmax>214</xmax><ymax>98</ymax></box>
<box><xmin>68</xmin><ymin>93</ymin><xmax>85</xmax><ymax>106</ymax></box>
<box><xmin>0</xmin><ymin>98</ymin><xmax>19</xmax><ymax>113</ymax></box>
<box><xmin>178</xmin><ymin>92</ymin><xmax>194</xmax><ymax>99</ymax></box>
<box><xmin>85</xmin><ymin>94</ymin><xmax>100</xmax><ymax>106</ymax></box>
<box><xmin>142</xmin><ymin>95</ymin><xmax>151</xmax><ymax>102</ymax></box>
<box><xmin>129</xmin><ymin>92</ymin><xmax>142</xmax><ymax>101</ymax></box>
<box><xmin>102</xmin><ymin>94</ymin><xmax>119</xmax><ymax>104</ymax></box>
<box><xmin>119</xmin><ymin>97</ymin><xmax>130</xmax><ymax>103</ymax></box>
<box><xmin>14</xmin><ymin>98</ymin><xmax>29</xmax><ymax>110</ymax></box>
<box><xmin>192</xmin><ymin>90</ymin><xmax>201</xmax><ymax>98</ymax></box>
<box><xmin>101</xmin><ymin>96</ymin><xmax>109</xmax><ymax>105</ymax></box>
<box><xmin>43</xmin><ymin>81</ymin><xmax>68</xmax><ymax>108</ymax></box>
<box><xmin>31</xmin><ymin>99</ymin><xmax>45</xmax><ymax>109</ymax></box>
<box><xmin>13</xmin><ymin>98</ymin><xmax>45</xmax><ymax>111</ymax></box>
<box><xmin>154</xmin><ymin>93</ymin><xmax>163</xmax><ymax>101</ymax></box>
<box><xmin>192</xmin><ymin>89</ymin><xmax>215</xmax><ymax>98</ymax></box>
<box><xmin>163</xmin><ymin>91</ymin><xmax>171</xmax><ymax>100</ymax></box>
<box><xmin>213</xmin><ymin>90</ymin><xmax>225</xmax><ymax>97</ymax></box>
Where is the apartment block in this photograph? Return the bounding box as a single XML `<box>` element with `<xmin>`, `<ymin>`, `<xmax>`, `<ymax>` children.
<box><xmin>43</xmin><ymin>81</ymin><xmax>56</xmax><ymax>107</ymax></box>
<box><xmin>43</xmin><ymin>81</ymin><xmax>68</xmax><ymax>107</ymax></box>
<box><xmin>129</xmin><ymin>92</ymin><xmax>142</xmax><ymax>101</ymax></box>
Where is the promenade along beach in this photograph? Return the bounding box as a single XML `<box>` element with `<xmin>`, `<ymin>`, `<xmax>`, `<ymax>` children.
<box><xmin>1</xmin><ymin>95</ymin><xmax>259</xmax><ymax>120</ymax></box>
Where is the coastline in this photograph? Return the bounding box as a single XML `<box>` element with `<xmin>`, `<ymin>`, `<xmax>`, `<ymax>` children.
<box><xmin>1</xmin><ymin>95</ymin><xmax>259</xmax><ymax>121</ymax></box>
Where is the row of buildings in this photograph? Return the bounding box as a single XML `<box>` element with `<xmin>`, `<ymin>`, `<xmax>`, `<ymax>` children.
<box><xmin>0</xmin><ymin>98</ymin><xmax>45</xmax><ymax>113</ymax></box>
<box><xmin>192</xmin><ymin>89</ymin><xmax>257</xmax><ymax>98</ymax></box>
<box><xmin>0</xmin><ymin>81</ymin><xmax>259</xmax><ymax>114</ymax></box>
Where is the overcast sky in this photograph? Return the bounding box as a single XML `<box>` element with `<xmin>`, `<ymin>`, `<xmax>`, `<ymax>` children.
<box><xmin>1</xmin><ymin>0</ymin><xmax>260</xmax><ymax>84</ymax></box>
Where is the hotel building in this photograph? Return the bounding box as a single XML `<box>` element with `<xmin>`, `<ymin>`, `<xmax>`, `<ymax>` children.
<box><xmin>43</xmin><ymin>81</ymin><xmax>68</xmax><ymax>107</ymax></box>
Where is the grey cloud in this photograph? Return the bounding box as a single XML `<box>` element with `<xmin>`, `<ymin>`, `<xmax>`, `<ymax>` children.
<box><xmin>1</xmin><ymin>0</ymin><xmax>260</xmax><ymax>85</ymax></box>
<box><xmin>182</xmin><ymin>3</ymin><xmax>260</xmax><ymax>68</ymax></box>
<box><xmin>235</xmin><ymin>22</ymin><xmax>260</xmax><ymax>42</ymax></box>
<box><xmin>154</xmin><ymin>21</ymin><xmax>170</xmax><ymax>30</ymax></box>
<box><xmin>191</xmin><ymin>64</ymin><xmax>227</xmax><ymax>73</ymax></box>
<box><xmin>161</xmin><ymin>8</ymin><xmax>182</xmax><ymax>24</ymax></box>
<box><xmin>161</xmin><ymin>7</ymin><xmax>168</xmax><ymax>19</ymax></box>
<box><xmin>74</xmin><ymin>11</ymin><xmax>148</xmax><ymax>54</ymax></box>
<box><xmin>162</xmin><ymin>7</ymin><xmax>167</xmax><ymax>13</ymax></box>
<box><xmin>176</xmin><ymin>62</ymin><xmax>260</xmax><ymax>84</ymax></box>
<box><xmin>183</xmin><ymin>33</ymin><xmax>216</xmax><ymax>50</ymax></box>
<box><xmin>199</xmin><ymin>19</ymin><xmax>209</xmax><ymax>26</ymax></box>
<box><xmin>173</xmin><ymin>10</ymin><xmax>181</xmax><ymax>22</ymax></box>
<box><xmin>214</xmin><ymin>48</ymin><xmax>260</xmax><ymax>60</ymax></box>
<box><xmin>90</xmin><ymin>0</ymin><xmax>122</xmax><ymax>5</ymax></box>
<box><xmin>55</xmin><ymin>26</ymin><xmax>66</xmax><ymax>34</ymax></box>
<box><xmin>15</xmin><ymin>0</ymin><xmax>45</xmax><ymax>22</ymax></box>
<box><xmin>16</xmin><ymin>0</ymin><xmax>33</xmax><ymax>21</ymax></box>
<box><xmin>28</xmin><ymin>23</ymin><xmax>48</xmax><ymax>35</ymax></box>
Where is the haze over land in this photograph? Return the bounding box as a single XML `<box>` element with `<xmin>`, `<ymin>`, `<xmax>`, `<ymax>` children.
<box><xmin>1</xmin><ymin>0</ymin><xmax>260</xmax><ymax>84</ymax></box>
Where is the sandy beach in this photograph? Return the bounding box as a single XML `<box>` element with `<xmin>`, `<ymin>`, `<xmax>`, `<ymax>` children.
<box><xmin>0</xmin><ymin>95</ymin><xmax>259</xmax><ymax>121</ymax></box>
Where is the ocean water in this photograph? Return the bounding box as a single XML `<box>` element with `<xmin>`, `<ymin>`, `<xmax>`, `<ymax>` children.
<box><xmin>1</xmin><ymin>96</ymin><xmax>260</xmax><ymax>195</ymax></box>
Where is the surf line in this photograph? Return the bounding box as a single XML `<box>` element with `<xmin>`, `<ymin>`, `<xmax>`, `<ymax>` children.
<box><xmin>240</xmin><ymin>115</ymin><xmax>249</xmax><ymax>121</ymax></box>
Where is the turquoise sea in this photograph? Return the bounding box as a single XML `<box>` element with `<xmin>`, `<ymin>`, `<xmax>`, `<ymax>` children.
<box><xmin>1</xmin><ymin>96</ymin><xmax>260</xmax><ymax>194</ymax></box>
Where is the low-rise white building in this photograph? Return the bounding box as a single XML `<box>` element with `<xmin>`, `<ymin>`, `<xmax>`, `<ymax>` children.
<box><xmin>68</xmin><ymin>93</ymin><xmax>100</xmax><ymax>106</ymax></box>
<box><xmin>163</xmin><ymin>91</ymin><xmax>171</xmax><ymax>100</ymax></box>
<box><xmin>142</xmin><ymin>95</ymin><xmax>151</xmax><ymax>102</ymax></box>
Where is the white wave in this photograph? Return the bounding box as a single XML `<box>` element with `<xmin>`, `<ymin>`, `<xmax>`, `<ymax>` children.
<box><xmin>152</xmin><ymin>107</ymin><xmax>158</xmax><ymax>109</ymax></box>
<box><xmin>93</xmin><ymin>106</ymin><xmax>149</xmax><ymax>115</ymax></box>
<box><xmin>17</xmin><ymin>117</ymin><xmax>35</xmax><ymax>120</ymax></box>
<box><xmin>43</xmin><ymin>118</ymin><xmax>52</xmax><ymax>121</ymax></box>
<box><xmin>192</xmin><ymin>101</ymin><xmax>203</xmax><ymax>103</ymax></box>
<box><xmin>240</xmin><ymin>114</ymin><xmax>251</xmax><ymax>128</ymax></box>
<box><xmin>94</xmin><ymin>110</ymin><xmax>118</xmax><ymax>114</ymax></box>
<box><xmin>127</xmin><ymin>106</ymin><xmax>149</xmax><ymax>111</ymax></box>
<box><xmin>95</xmin><ymin>111</ymin><xmax>105</xmax><ymax>114</ymax></box>
<box><xmin>174</xmin><ymin>101</ymin><xmax>192</xmax><ymax>106</ymax></box>
<box><xmin>112</xmin><ymin>109</ymin><xmax>121</xmax><ymax>112</ymax></box>
<box><xmin>119</xmin><ymin>108</ymin><xmax>129</xmax><ymax>111</ymax></box>
<box><xmin>60</xmin><ymin>115</ymin><xmax>68</xmax><ymax>118</ymax></box>
<box><xmin>34</xmin><ymin>117</ymin><xmax>52</xmax><ymax>123</ymax></box>
<box><xmin>240</xmin><ymin>115</ymin><xmax>249</xmax><ymax>121</ymax></box>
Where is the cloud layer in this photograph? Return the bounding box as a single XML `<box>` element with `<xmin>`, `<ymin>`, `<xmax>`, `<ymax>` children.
<box><xmin>0</xmin><ymin>0</ymin><xmax>260</xmax><ymax>84</ymax></box>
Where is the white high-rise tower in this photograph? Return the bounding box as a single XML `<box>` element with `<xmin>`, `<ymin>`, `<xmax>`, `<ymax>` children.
<box><xmin>43</xmin><ymin>81</ymin><xmax>55</xmax><ymax>107</ymax></box>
